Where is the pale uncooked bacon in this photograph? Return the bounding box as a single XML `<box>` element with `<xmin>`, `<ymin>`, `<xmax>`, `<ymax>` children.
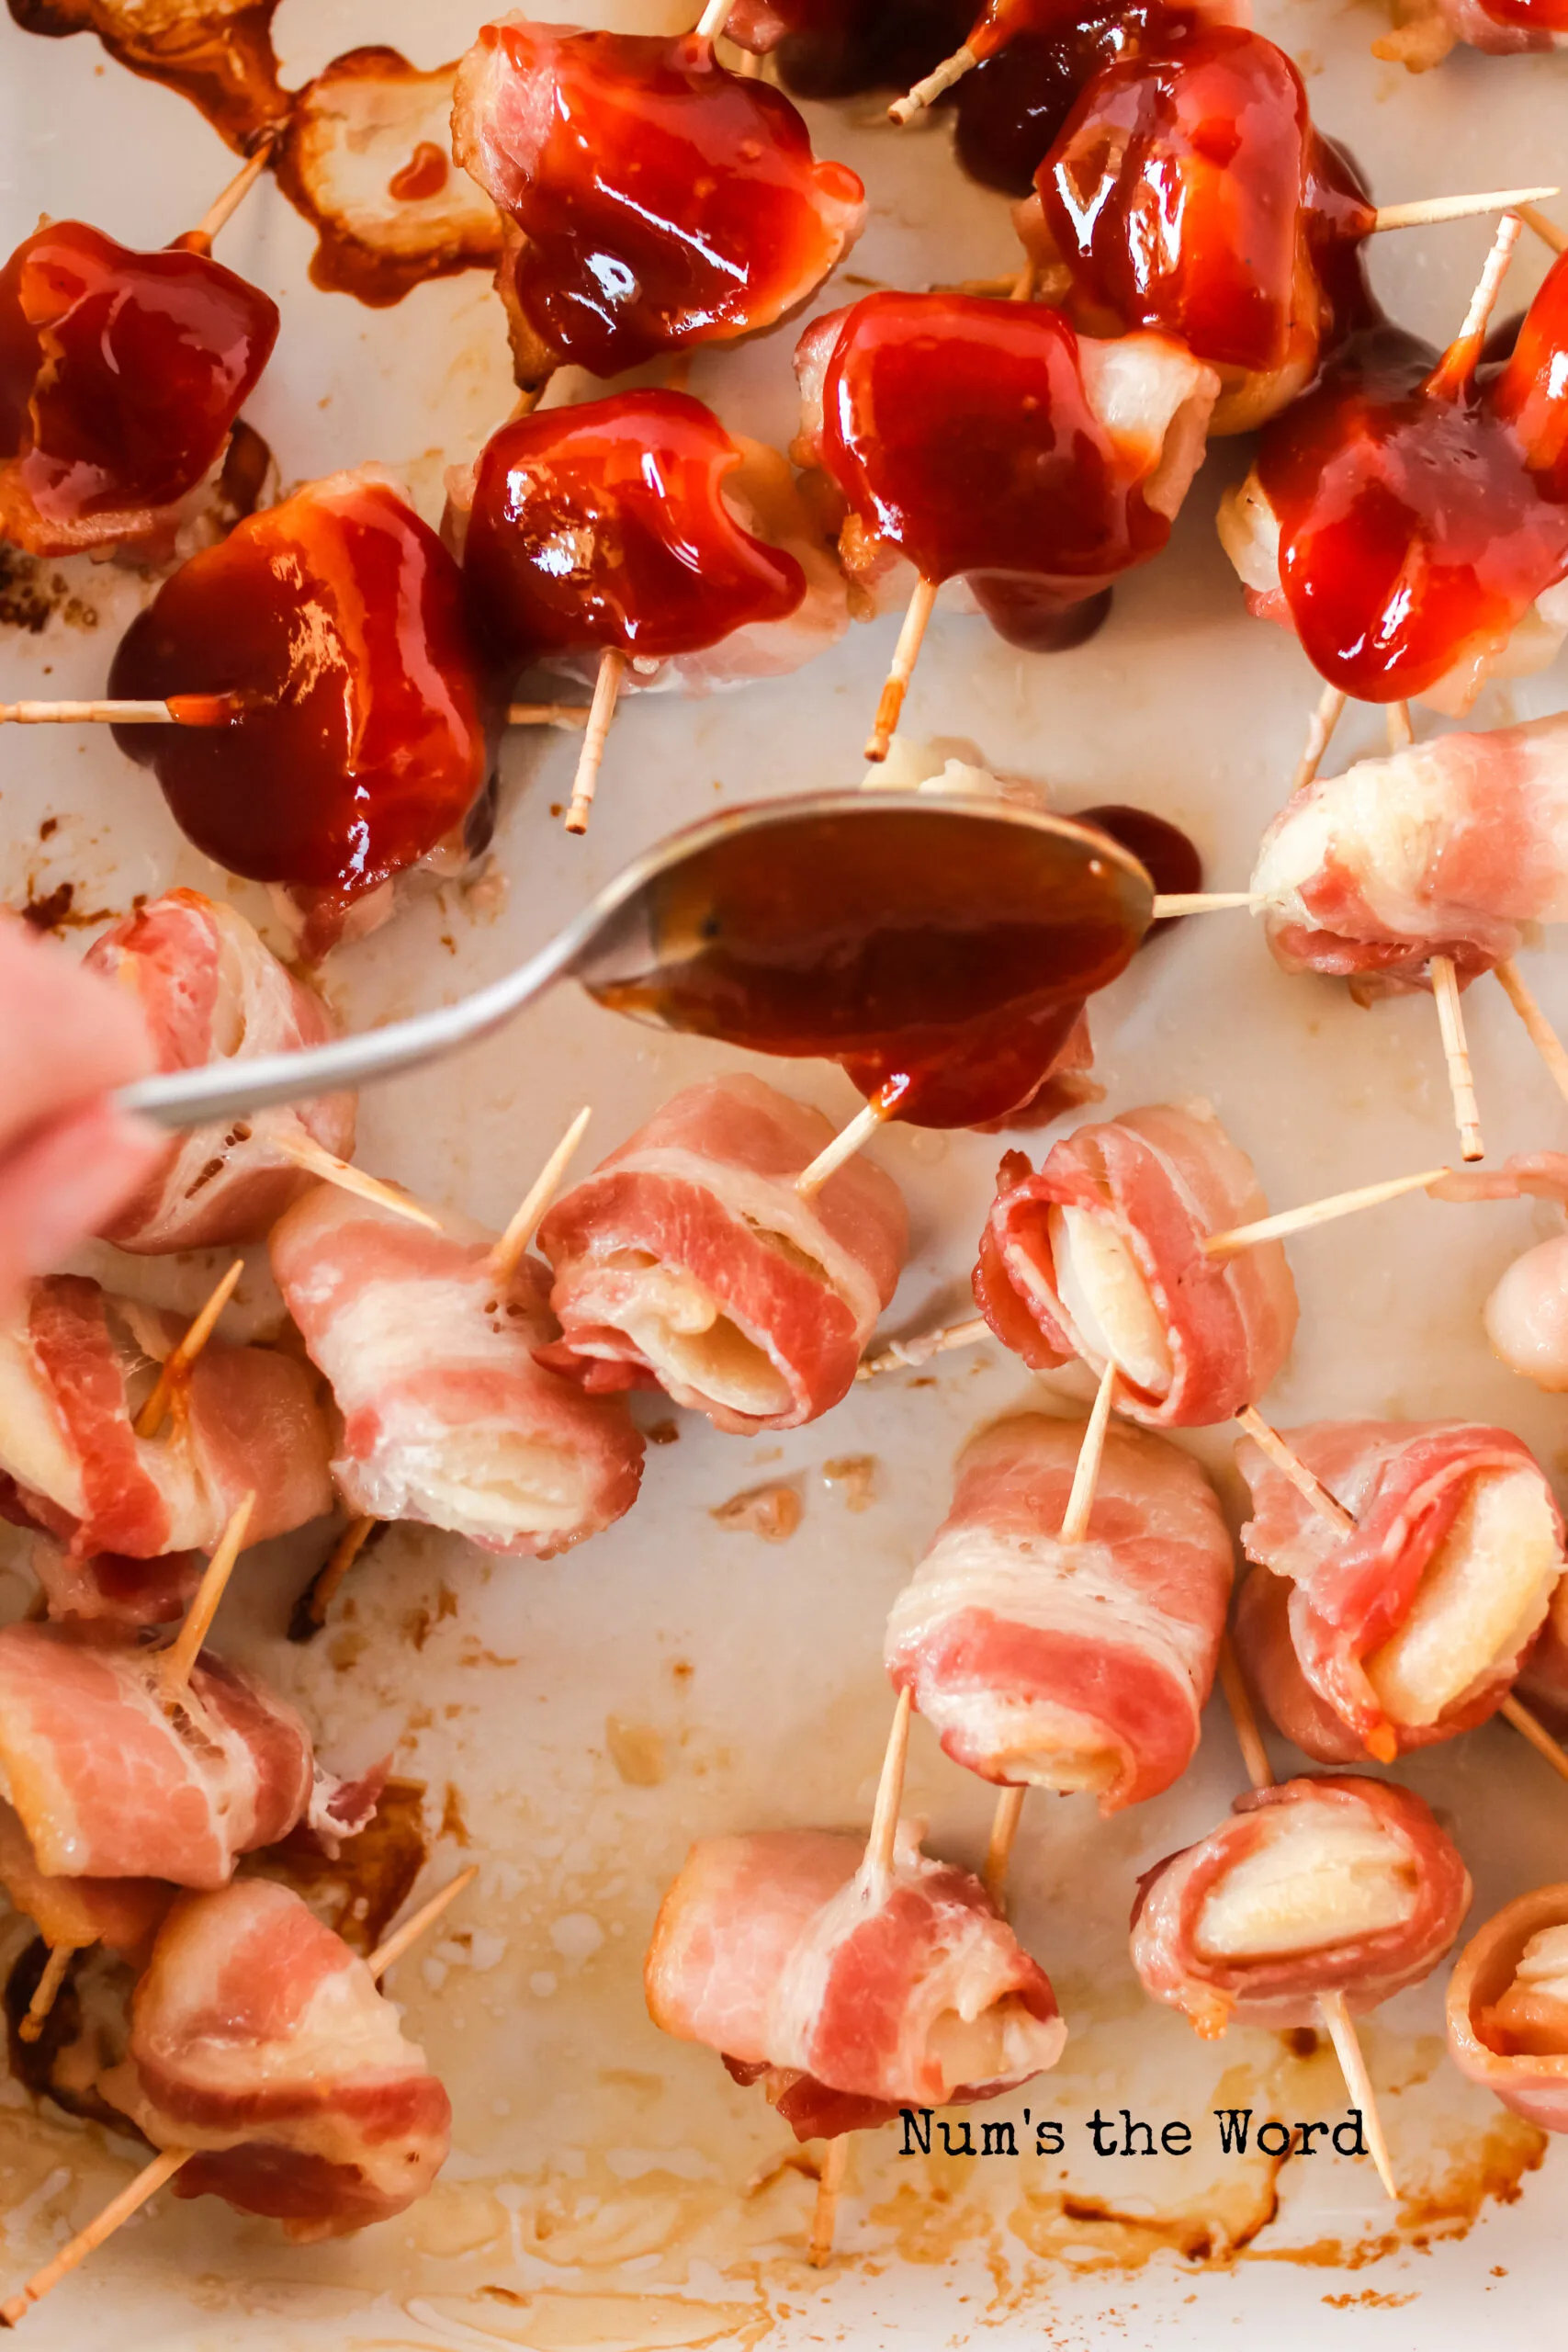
<box><xmin>536</xmin><ymin>1074</ymin><xmax>908</xmax><ymax>1435</ymax></box>
<box><xmin>28</xmin><ymin>1535</ymin><xmax>202</xmax><ymax>1628</ymax></box>
<box><xmin>0</xmin><ymin>1274</ymin><xmax>333</xmax><ymax>1558</ymax></box>
<box><xmin>100</xmin><ymin>1878</ymin><xmax>451</xmax><ymax>2238</ymax></box>
<box><xmin>1235</xmin><ymin>1419</ymin><xmax>1565</xmax><ymax>1758</ymax></box>
<box><xmin>0</xmin><ymin>1623</ymin><xmax>320</xmax><ymax>1887</ymax></box>
<box><xmin>1131</xmin><ymin>1775</ymin><xmax>1471</xmax><ymax>2033</ymax></box>
<box><xmin>1251</xmin><ymin>714</ymin><xmax>1568</xmax><ymax>995</ymax></box>
<box><xmin>972</xmin><ymin>1102</ymin><xmax>1298</xmax><ymax>1427</ymax></box>
<box><xmin>1447</xmin><ymin>1884</ymin><xmax>1568</xmax><ymax>2136</ymax></box>
<box><xmin>84</xmin><ymin>890</ymin><xmax>355</xmax><ymax>1253</ymax></box>
<box><xmin>645</xmin><ymin>1825</ymin><xmax>1065</xmax><ymax>2137</ymax></box>
<box><xmin>886</xmin><ymin>1414</ymin><xmax>1232</xmax><ymax>1811</ymax></box>
<box><xmin>270</xmin><ymin>1183</ymin><xmax>644</xmax><ymax>1555</ymax></box>
<box><xmin>0</xmin><ymin>1797</ymin><xmax>169</xmax><ymax>1960</ymax></box>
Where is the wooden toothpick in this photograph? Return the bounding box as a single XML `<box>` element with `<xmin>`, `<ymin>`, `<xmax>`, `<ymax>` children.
<box><xmin>159</xmin><ymin>1492</ymin><xmax>256</xmax><ymax>1698</ymax></box>
<box><xmin>1520</xmin><ymin>203</ymin><xmax>1567</xmax><ymax>256</ymax></box>
<box><xmin>0</xmin><ymin>700</ymin><xmax>181</xmax><ymax>727</ymax></box>
<box><xmin>1429</xmin><ymin>956</ymin><xmax>1484</xmax><ymax>1162</ymax></box>
<box><xmin>888</xmin><ymin>43</ymin><xmax>978</xmax><ymax>123</ymax></box>
<box><xmin>1427</xmin><ymin>210</ymin><xmax>1523</xmax><ymax>398</ymax></box>
<box><xmin>1494</xmin><ymin>958</ymin><xmax>1568</xmax><ymax>1111</ymax></box>
<box><xmin>865</xmin><ymin>578</ymin><xmax>938</xmax><ymax>763</ymax></box>
<box><xmin>1498</xmin><ymin>1694</ymin><xmax>1568</xmax><ymax>1786</ymax></box>
<box><xmin>1151</xmin><ymin>892</ymin><xmax>1261</xmax><ymax>918</ymax></box>
<box><xmin>1234</xmin><ymin>1407</ymin><xmax>1356</xmax><ymax>1533</ymax></box>
<box><xmin>17</xmin><ymin>1947</ymin><xmax>73</xmax><ymax>2047</ymax></box>
<box><xmin>135</xmin><ymin>1261</ymin><xmax>244</xmax><ymax>1441</ymax></box>
<box><xmin>269</xmin><ymin>1132</ymin><xmax>445</xmax><ymax>1231</ymax></box>
<box><xmin>863</xmin><ymin>1685</ymin><xmax>914</xmax><ymax>1898</ymax></box>
<box><xmin>1370</xmin><ymin>185</ymin><xmax>1556</xmax><ymax>233</ymax></box>
<box><xmin>0</xmin><ymin>1865</ymin><xmax>477</xmax><ymax>2326</ymax></box>
<box><xmin>564</xmin><ymin>649</ymin><xmax>626</xmax><ymax>834</ymax></box>
<box><xmin>1292</xmin><ymin>684</ymin><xmax>1347</xmax><ymax>797</ymax></box>
<box><xmin>507</xmin><ymin>702</ymin><xmax>592</xmax><ymax>729</ymax></box>
<box><xmin>288</xmin><ymin>1513</ymin><xmax>383</xmax><ymax>1641</ymax></box>
<box><xmin>1203</xmin><ymin>1169</ymin><xmax>1450</xmax><ymax>1259</ymax></box>
<box><xmin>488</xmin><ymin>1107</ymin><xmax>592</xmax><ymax>1283</ymax></box>
<box><xmin>808</xmin><ymin>2132</ymin><xmax>849</xmax><ymax>2267</ymax></box>
<box><xmin>856</xmin><ymin>1315</ymin><xmax>988</xmax><ymax>1380</ymax></box>
<box><xmin>797</xmin><ymin>1100</ymin><xmax>893</xmax><ymax>1198</ymax></box>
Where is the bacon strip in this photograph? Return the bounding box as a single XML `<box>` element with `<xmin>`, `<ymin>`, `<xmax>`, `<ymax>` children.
<box><xmin>27</xmin><ymin>1536</ymin><xmax>202</xmax><ymax>1629</ymax></box>
<box><xmin>972</xmin><ymin>1102</ymin><xmax>1298</xmax><ymax>1427</ymax></box>
<box><xmin>270</xmin><ymin>1183</ymin><xmax>644</xmax><ymax>1555</ymax></box>
<box><xmin>100</xmin><ymin>1879</ymin><xmax>451</xmax><ymax>2239</ymax></box>
<box><xmin>1130</xmin><ymin>1775</ymin><xmax>1471</xmax><ymax>2033</ymax></box>
<box><xmin>0</xmin><ymin>1275</ymin><xmax>333</xmax><ymax>1558</ymax></box>
<box><xmin>536</xmin><ymin>1075</ymin><xmax>908</xmax><ymax>1435</ymax></box>
<box><xmin>84</xmin><ymin>890</ymin><xmax>355</xmax><ymax>1252</ymax></box>
<box><xmin>645</xmin><ymin>1826</ymin><xmax>1065</xmax><ymax>2137</ymax></box>
<box><xmin>1235</xmin><ymin>1419</ymin><xmax>1564</xmax><ymax>1756</ymax></box>
<box><xmin>886</xmin><ymin>1414</ymin><xmax>1232</xmax><ymax>1811</ymax></box>
<box><xmin>0</xmin><ymin>1798</ymin><xmax>168</xmax><ymax>1960</ymax></box>
<box><xmin>1251</xmin><ymin>714</ymin><xmax>1568</xmax><ymax>994</ymax></box>
<box><xmin>0</xmin><ymin>1623</ymin><xmax>317</xmax><ymax>1887</ymax></box>
<box><xmin>1447</xmin><ymin>1884</ymin><xmax>1568</xmax><ymax>2136</ymax></box>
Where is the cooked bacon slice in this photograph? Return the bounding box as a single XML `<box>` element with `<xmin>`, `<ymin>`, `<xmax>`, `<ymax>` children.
<box><xmin>270</xmin><ymin>1183</ymin><xmax>644</xmax><ymax>1555</ymax></box>
<box><xmin>1251</xmin><ymin>713</ymin><xmax>1568</xmax><ymax>993</ymax></box>
<box><xmin>99</xmin><ymin>1878</ymin><xmax>451</xmax><ymax>2237</ymax></box>
<box><xmin>972</xmin><ymin>1102</ymin><xmax>1298</xmax><ymax>1428</ymax></box>
<box><xmin>7</xmin><ymin>0</ymin><xmax>288</xmax><ymax>151</ymax></box>
<box><xmin>274</xmin><ymin>47</ymin><xmax>502</xmax><ymax>308</ymax></box>
<box><xmin>535</xmin><ymin>1074</ymin><xmax>908</xmax><ymax>1435</ymax></box>
<box><xmin>645</xmin><ymin>1826</ymin><xmax>1065</xmax><ymax>2136</ymax></box>
<box><xmin>886</xmin><ymin>1413</ymin><xmax>1232</xmax><ymax>1810</ymax></box>
<box><xmin>0</xmin><ymin>1797</ymin><xmax>168</xmax><ymax>1959</ymax></box>
<box><xmin>82</xmin><ymin>890</ymin><xmax>355</xmax><ymax>1253</ymax></box>
<box><xmin>452</xmin><ymin>18</ymin><xmax>865</xmax><ymax>377</ymax></box>
<box><xmin>0</xmin><ymin>1274</ymin><xmax>333</xmax><ymax>1558</ymax></box>
<box><xmin>1235</xmin><ymin>1419</ymin><xmax>1565</xmax><ymax>1760</ymax></box>
<box><xmin>1130</xmin><ymin>1774</ymin><xmax>1471</xmax><ymax>2034</ymax></box>
<box><xmin>0</xmin><ymin>1622</ymin><xmax>320</xmax><ymax>1887</ymax></box>
<box><xmin>27</xmin><ymin>1535</ymin><xmax>202</xmax><ymax>1628</ymax></box>
<box><xmin>1447</xmin><ymin>1883</ymin><xmax>1568</xmax><ymax>2135</ymax></box>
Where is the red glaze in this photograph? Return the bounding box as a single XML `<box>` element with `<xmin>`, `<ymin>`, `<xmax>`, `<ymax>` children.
<box><xmin>1034</xmin><ymin>28</ymin><xmax>1372</xmax><ymax>377</ymax></box>
<box><xmin>107</xmin><ymin>474</ymin><xmax>495</xmax><ymax>916</ymax></box>
<box><xmin>462</xmin><ymin>391</ymin><xmax>806</xmax><ymax>668</ymax></box>
<box><xmin>953</xmin><ymin>2</ymin><xmax>1208</xmax><ymax>198</ymax></box>
<box><xmin>814</xmin><ymin>291</ymin><xmax>1173</xmax><ymax>632</ymax></box>
<box><xmin>727</xmin><ymin>0</ymin><xmax>971</xmax><ymax>96</ymax></box>
<box><xmin>1077</xmin><ymin>803</ymin><xmax>1201</xmax><ymax>933</ymax></box>
<box><xmin>459</xmin><ymin>23</ymin><xmax>864</xmax><ymax>376</ymax></box>
<box><xmin>1479</xmin><ymin>0</ymin><xmax>1568</xmax><ymax>21</ymax></box>
<box><xmin>0</xmin><ymin>220</ymin><xmax>278</xmax><ymax>555</ymax></box>
<box><xmin>1257</xmin><ymin>265</ymin><xmax>1568</xmax><ymax>703</ymax></box>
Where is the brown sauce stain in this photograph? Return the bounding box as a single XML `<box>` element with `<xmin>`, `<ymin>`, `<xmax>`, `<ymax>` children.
<box><xmin>18</xmin><ymin>880</ymin><xmax>120</xmax><ymax>934</ymax></box>
<box><xmin>439</xmin><ymin>1781</ymin><xmax>470</xmax><ymax>1848</ymax></box>
<box><xmin>1324</xmin><ymin>2290</ymin><xmax>1417</xmax><ymax>2307</ymax></box>
<box><xmin>710</xmin><ymin>1483</ymin><xmax>802</xmax><ymax>1543</ymax></box>
<box><xmin>822</xmin><ymin>1453</ymin><xmax>877</xmax><ymax>1511</ymax></box>
<box><xmin>605</xmin><ymin>1715</ymin><xmax>667</xmax><ymax>1788</ymax></box>
<box><xmin>7</xmin><ymin>0</ymin><xmax>288</xmax><ymax>151</ymax></box>
<box><xmin>254</xmin><ymin>1774</ymin><xmax>427</xmax><ymax>1954</ymax></box>
<box><xmin>3</xmin><ymin>1939</ymin><xmax>143</xmax><ymax>2139</ymax></box>
<box><xmin>0</xmin><ymin>544</ymin><xmax>99</xmax><ymax>633</ymax></box>
<box><xmin>389</xmin><ymin>139</ymin><xmax>450</xmax><ymax>203</ymax></box>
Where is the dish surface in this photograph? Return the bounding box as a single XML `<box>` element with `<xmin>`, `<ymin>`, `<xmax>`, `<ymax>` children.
<box><xmin>3</xmin><ymin>1</ymin><xmax>1568</xmax><ymax>2343</ymax></box>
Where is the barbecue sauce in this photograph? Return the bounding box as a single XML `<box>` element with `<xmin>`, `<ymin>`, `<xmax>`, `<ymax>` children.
<box><xmin>814</xmin><ymin>291</ymin><xmax>1173</xmax><ymax>638</ymax></box>
<box><xmin>7</xmin><ymin>0</ymin><xmax>288</xmax><ymax>153</ymax></box>
<box><xmin>1257</xmin><ymin>256</ymin><xmax>1568</xmax><ymax>702</ymax></box>
<box><xmin>462</xmin><ymin>391</ymin><xmax>806</xmax><ymax>669</ymax></box>
<box><xmin>1476</xmin><ymin>0</ymin><xmax>1568</xmax><ymax>22</ymax></box>
<box><xmin>953</xmin><ymin>1</ymin><xmax>1209</xmax><ymax>196</ymax></box>
<box><xmin>1033</xmin><ymin>28</ymin><xmax>1373</xmax><ymax>378</ymax></box>
<box><xmin>592</xmin><ymin>798</ymin><xmax>1153</xmax><ymax>1127</ymax></box>
<box><xmin>464</xmin><ymin>24</ymin><xmax>863</xmax><ymax>379</ymax></box>
<box><xmin>725</xmin><ymin>0</ymin><xmax>971</xmax><ymax>96</ymax></box>
<box><xmin>107</xmin><ymin>476</ymin><xmax>495</xmax><ymax>914</ymax></box>
<box><xmin>1077</xmin><ymin>803</ymin><xmax>1201</xmax><ymax>932</ymax></box>
<box><xmin>0</xmin><ymin>220</ymin><xmax>278</xmax><ymax>554</ymax></box>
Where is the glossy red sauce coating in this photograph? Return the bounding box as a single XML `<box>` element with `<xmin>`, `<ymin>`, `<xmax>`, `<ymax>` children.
<box><xmin>387</xmin><ymin>141</ymin><xmax>451</xmax><ymax>204</ymax></box>
<box><xmin>953</xmin><ymin>2</ymin><xmax>1206</xmax><ymax>197</ymax></box>
<box><xmin>107</xmin><ymin>476</ymin><xmax>495</xmax><ymax>906</ymax></box>
<box><xmin>726</xmin><ymin>0</ymin><xmax>970</xmax><ymax>95</ymax></box>
<box><xmin>462</xmin><ymin>390</ymin><xmax>806</xmax><ymax>668</ymax></box>
<box><xmin>1478</xmin><ymin>0</ymin><xmax>1568</xmax><ymax>22</ymax></box>
<box><xmin>813</xmin><ymin>291</ymin><xmax>1172</xmax><ymax>635</ymax></box>
<box><xmin>0</xmin><ymin>220</ymin><xmax>278</xmax><ymax>553</ymax></box>
<box><xmin>1035</xmin><ymin>28</ymin><xmax>1372</xmax><ymax>376</ymax></box>
<box><xmin>460</xmin><ymin>23</ymin><xmax>863</xmax><ymax>377</ymax></box>
<box><xmin>1257</xmin><ymin>260</ymin><xmax>1568</xmax><ymax>702</ymax></box>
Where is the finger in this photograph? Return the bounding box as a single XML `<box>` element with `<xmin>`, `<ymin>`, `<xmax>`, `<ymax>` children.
<box><xmin>0</xmin><ymin>1100</ymin><xmax>166</xmax><ymax>1304</ymax></box>
<box><xmin>0</xmin><ymin>920</ymin><xmax>155</xmax><ymax>1146</ymax></box>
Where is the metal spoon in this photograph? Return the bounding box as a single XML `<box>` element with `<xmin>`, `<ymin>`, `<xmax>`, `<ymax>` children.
<box><xmin>116</xmin><ymin>792</ymin><xmax>1155</xmax><ymax>1132</ymax></box>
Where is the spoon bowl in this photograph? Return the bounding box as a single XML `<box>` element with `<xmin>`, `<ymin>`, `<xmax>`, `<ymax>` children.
<box><xmin>116</xmin><ymin>793</ymin><xmax>1156</xmax><ymax>1132</ymax></box>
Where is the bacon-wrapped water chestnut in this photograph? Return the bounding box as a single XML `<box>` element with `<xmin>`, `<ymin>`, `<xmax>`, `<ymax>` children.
<box><xmin>1447</xmin><ymin>1883</ymin><xmax>1568</xmax><ymax>2134</ymax></box>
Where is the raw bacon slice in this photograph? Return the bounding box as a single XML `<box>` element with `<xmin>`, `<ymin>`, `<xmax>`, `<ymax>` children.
<box><xmin>0</xmin><ymin>1622</ymin><xmax>318</xmax><ymax>1887</ymax></box>
<box><xmin>972</xmin><ymin>1102</ymin><xmax>1298</xmax><ymax>1427</ymax></box>
<box><xmin>535</xmin><ymin>1074</ymin><xmax>908</xmax><ymax>1436</ymax></box>
<box><xmin>83</xmin><ymin>890</ymin><xmax>355</xmax><ymax>1253</ymax></box>
<box><xmin>0</xmin><ymin>1274</ymin><xmax>333</xmax><ymax>1559</ymax></box>
<box><xmin>645</xmin><ymin>1826</ymin><xmax>1065</xmax><ymax>2136</ymax></box>
<box><xmin>1130</xmin><ymin>1774</ymin><xmax>1471</xmax><ymax>2033</ymax></box>
<box><xmin>1447</xmin><ymin>1883</ymin><xmax>1568</xmax><ymax>2135</ymax></box>
<box><xmin>28</xmin><ymin>1536</ymin><xmax>202</xmax><ymax>1629</ymax></box>
<box><xmin>452</xmin><ymin>18</ymin><xmax>865</xmax><ymax>377</ymax></box>
<box><xmin>0</xmin><ymin>218</ymin><xmax>278</xmax><ymax>560</ymax></box>
<box><xmin>99</xmin><ymin>1878</ymin><xmax>451</xmax><ymax>2238</ymax></box>
<box><xmin>1251</xmin><ymin>713</ymin><xmax>1568</xmax><ymax>993</ymax></box>
<box><xmin>0</xmin><ymin>1798</ymin><xmax>169</xmax><ymax>1960</ymax></box>
<box><xmin>269</xmin><ymin>1183</ymin><xmax>644</xmax><ymax>1556</ymax></box>
<box><xmin>886</xmin><ymin>1413</ymin><xmax>1232</xmax><ymax>1810</ymax></box>
<box><xmin>1235</xmin><ymin>1419</ymin><xmax>1565</xmax><ymax>1759</ymax></box>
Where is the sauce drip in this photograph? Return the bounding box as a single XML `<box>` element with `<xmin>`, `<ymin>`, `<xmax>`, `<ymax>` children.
<box><xmin>455</xmin><ymin>23</ymin><xmax>864</xmax><ymax>377</ymax></box>
<box><xmin>462</xmin><ymin>391</ymin><xmax>807</xmax><ymax>669</ymax></box>
<box><xmin>814</xmin><ymin>291</ymin><xmax>1173</xmax><ymax>632</ymax></box>
<box><xmin>1034</xmin><ymin>28</ymin><xmax>1373</xmax><ymax>376</ymax></box>
<box><xmin>389</xmin><ymin>142</ymin><xmax>450</xmax><ymax>204</ymax></box>
<box><xmin>107</xmin><ymin>475</ymin><xmax>495</xmax><ymax>912</ymax></box>
<box><xmin>7</xmin><ymin>0</ymin><xmax>288</xmax><ymax>152</ymax></box>
<box><xmin>1258</xmin><ymin>256</ymin><xmax>1568</xmax><ymax>702</ymax></box>
<box><xmin>725</xmin><ymin>0</ymin><xmax>971</xmax><ymax>96</ymax></box>
<box><xmin>592</xmin><ymin>799</ymin><xmax>1153</xmax><ymax>1128</ymax></box>
<box><xmin>0</xmin><ymin>220</ymin><xmax>278</xmax><ymax>554</ymax></box>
